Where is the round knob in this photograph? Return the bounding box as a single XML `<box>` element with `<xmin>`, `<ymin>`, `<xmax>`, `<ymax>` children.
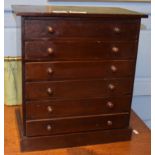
<box><xmin>47</xmin><ymin>26</ymin><xmax>54</xmax><ymax>33</ymax></box>
<box><xmin>110</xmin><ymin>65</ymin><xmax>117</xmax><ymax>72</ymax></box>
<box><xmin>47</xmin><ymin>88</ymin><xmax>53</xmax><ymax>95</ymax></box>
<box><xmin>113</xmin><ymin>27</ymin><xmax>120</xmax><ymax>33</ymax></box>
<box><xmin>107</xmin><ymin>120</ymin><xmax>113</xmax><ymax>126</ymax></box>
<box><xmin>47</xmin><ymin>106</ymin><xmax>53</xmax><ymax>113</ymax></box>
<box><xmin>46</xmin><ymin>124</ymin><xmax>52</xmax><ymax>131</ymax></box>
<box><xmin>106</xmin><ymin>101</ymin><xmax>114</xmax><ymax>109</ymax></box>
<box><xmin>108</xmin><ymin>84</ymin><xmax>115</xmax><ymax>90</ymax></box>
<box><xmin>47</xmin><ymin>48</ymin><xmax>54</xmax><ymax>55</ymax></box>
<box><xmin>112</xmin><ymin>46</ymin><xmax>119</xmax><ymax>53</ymax></box>
<box><xmin>47</xmin><ymin>67</ymin><xmax>53</xmax><ymax>75</ymax></box>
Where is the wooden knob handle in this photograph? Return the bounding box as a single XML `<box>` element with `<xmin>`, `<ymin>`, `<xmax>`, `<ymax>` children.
<box><xmin>113</xmin><ymin>27</ymin><xmax>120</xmax><ymax>33</ymax></box>
<box><xmin>106</xmin><ymin>101</ymin><xmax>114</xmax><ymax>109</ymax></box>
<box><xmin>47</xmin><ymin>88</ymin><xmax>53</xmax><ymax>95</ymax></box>
<box><xmin>108</xmin><ymin>84</ymin><xmax>115</xmax><ymax>90</ymax></box>
<box><xmin>48</xmin><ymin>26</ymin><xmax>54</xmax><ymax>33</ymax></box>
<box><xmin>107</xmin><ymin>120</ymin><xmax>113</xmax><ymax>126</ymax></box>
<box><xmin>111</xmin><ymin>65</ymin><xmax>117</xmax><ymax>72</ymax></box>
<box><xmin>112</xmin><ymin>46</ymin><xmax>119</xmax><ymax>53</ymax></box>
<box><xmin>47</xmin><ymin>67</ymin><xmax>53</xmax><ymax>75</ymax></box>
<box><xmin>47</xmin><ymin>106</ymin><xmax>53</xmax><ymax>113</ymax></box>
<box><xmin>47</xmin><ymin>48</ymin><xmax>54</xmax><ymax>55</ymax></box>
<box><xmin>46</xmin><ymin>124</ymin><xmax>52</xmax><ymax>131</ymax></box>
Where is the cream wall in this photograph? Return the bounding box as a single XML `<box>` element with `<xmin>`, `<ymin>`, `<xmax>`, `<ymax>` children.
<box><xmin>4</xmin><ymin>0</ymin><xmax>151</xmax><ymax>128</ymax></box>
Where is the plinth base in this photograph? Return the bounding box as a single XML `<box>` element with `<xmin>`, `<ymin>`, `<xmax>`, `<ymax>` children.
<box><xmin>15</xmin><ymin>108</ymin><xmax>132</xmax><ymax>152</ymax></box>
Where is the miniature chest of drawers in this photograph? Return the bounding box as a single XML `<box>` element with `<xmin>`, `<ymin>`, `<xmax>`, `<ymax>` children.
<box><xmin>13</xmin><ymin>5</ymin><xmax>147</xmax><ymax>151</ymax></box>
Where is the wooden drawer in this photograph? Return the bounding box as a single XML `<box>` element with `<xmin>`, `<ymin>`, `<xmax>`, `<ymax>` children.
<box><xmin>26</xmin><ymin>114</ymin><xmax>129</xmax><ymax>136</ymax></box>
<box><xmin>26</xmin><ymin>96</ymin><xmax>131</xmax><ymax>120</ymax></box>
<box><xmin>25</xmin><ymin>78</ymin><xmax>133</xmax><ymax>100</ymax></box>
<box><xmin>25</xmin><ymin>41</ymin><xmax>137</xmax><ymax>60</ymax></box>
<box><xmin>25</xmin><ymin>61</ymin><xmax>135</xmax><ymax>81</ymax></box>
<box><xmin>24</xmin><ymin>19</ymin><xmax>139</xmax><ymax>40</ymax></box>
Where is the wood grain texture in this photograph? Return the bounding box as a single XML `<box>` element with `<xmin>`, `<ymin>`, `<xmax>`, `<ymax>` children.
<box><xmin>11</xmin><ymin>5</ymin><xmax>148</xmax><ymax>151</ymax></box>
<box><xmin>4</xmin><ymin>106</ymin><xmax>151</xmax><ymax>154</ymax></box>
<box><xmin>24</xmin><ymin>18</ymin><xmax>140</xmax><ymax>40</ymax></box>
<box><xmin>12</xmin><ymin>5</ymin><xmax>148</xmax><ymax>18</ymax></box>
<box><xmin>25</xmin><ymin>78</ymin><xmax>133</xmax><ymax>100</ymax></box>
<box><xmin>24</xmin><ymin>17</ymin><xmax>139</xmax><ymax>41</ymax></box>
<box><xmin>26</xmin><ymin>113</ymin><xmax>129</xmax><ymax>136</ymax></box>
<box><xmin>26</xmin><ymin>96</ymin><xmax>132</xmax><ymax>119</ymax></box>
<box><xmin>21</xmin><ymin>12</ymin><xmax>139</xmax><ymax>142</ymax></box>
<box><xmin>25</xmin><ymin>61</ymin><xmax>135</xmax><ymax>81</ymax></box>
<box><xmin>16</xmin><ymin>108</ymin><xmax>131</xmax><ymax>151</ymax></box>
<box><xmin>25</xmin><ymin>41</ymin><xmax>137</xmax><ymax>61</ymax></box>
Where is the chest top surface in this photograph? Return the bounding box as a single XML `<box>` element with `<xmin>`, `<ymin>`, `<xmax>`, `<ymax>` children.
<box><xmin>12</xmin><ymin>5</ymin><xmax>147</xmax><ymax>18</ymax></box>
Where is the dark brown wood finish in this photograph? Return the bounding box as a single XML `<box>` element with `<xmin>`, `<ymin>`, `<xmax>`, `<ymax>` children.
<box><xmin>25</xmin><ymin>41</ymin><xmax>137</xmax><ymax>61</ymax></box>
<box><xmin>24</xmin><ymin>18</ymin><xmax>140</xmax><ymax>40</ymax></box>
<box><xmin>15</xmin><ymin>108</ymin><xmax>132</xmax><ymax>152</ymax></box>
<box><xmin>25</xmin><ymin>78</ymin><xmax>133</xmax><ymax>100</ymax></box>
<box><xmin>12</xmin><ymin>5</ymin><xmax>147</xmax><ymax>151</ymax></box>
<box><xmin>26</xmin><ymin>114</ymin><xmax>129</xmax><ymax>136</ymax></box>
<box><xmin>26</xmin><ymin>96</ymin><xmax>131</xmax><ymax>119</ymax></box>
<box><xmin>12</xmin><ymin>5</ymin><xmax>148</xmax><ymax>18</ymax></box>
<box><xmin>21</xmin><ymin>17</ymin><xmax>26</xmax><ymax>136</ymax></box>
<box><xmin>25</xmin><ymin>61</ymin><xmax>135</xmax><ymax>81</ymax></box>
<box><xmin>5</xmin><ymin>106</ymin><xmax>151</xmax><ymax>154</ymax></box>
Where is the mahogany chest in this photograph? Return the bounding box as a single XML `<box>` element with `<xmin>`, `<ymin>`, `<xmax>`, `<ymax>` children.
<box><xmin>12</xmin><ymin>5</ymin><xmax>147</xmax><ymax>151</ymax></box>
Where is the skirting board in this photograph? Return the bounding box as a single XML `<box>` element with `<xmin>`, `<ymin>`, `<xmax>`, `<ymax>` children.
<box><xmin>15</xmin><ymin>108</ymin><xmax>132</xmax><ymax>152</ymax></box>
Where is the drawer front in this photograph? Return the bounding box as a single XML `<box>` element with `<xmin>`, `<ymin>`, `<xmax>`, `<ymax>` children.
<box><xmin>25</xmin><ymin>41</ymin><xmax>137</xmax><ymax>60</ymax></box>
<box><xmin>24</xmin><ymin>19</ymin><xmax>139</xmax><ymax>40</ymax></box>
<box><xmin>26</xmin><ymin>96</ymin><xmax>131</xmax><ymax>119</ymax></box>
<box><xmin>26</xmin><ymin>114</ymin><xmax>129</xmax><ymax>136</ymax></box>
<box><xmin>25</xmin><ymin>79</ymin><xmax>133</xmax><ymax>100</ymax></box>
<box><xmin>25</xmin><ymin>61</ymin><xmax>135</xmax><ymax>81</ymax></box>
